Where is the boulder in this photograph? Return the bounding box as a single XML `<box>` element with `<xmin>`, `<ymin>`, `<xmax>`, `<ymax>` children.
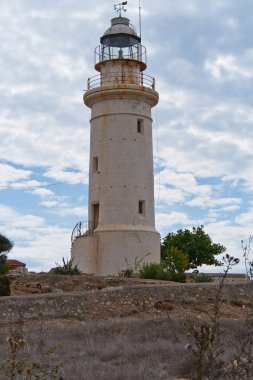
<box><xmin>0</xmin><ymin>276</ymin><xmax>10</xmax><ymax>296</ymax></box>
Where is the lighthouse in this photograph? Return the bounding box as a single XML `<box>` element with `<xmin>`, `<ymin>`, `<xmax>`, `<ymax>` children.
<box><xmin>71</xmin><ymin>4</ymin><xmax>160</xmax><ymax>275</ymax></box>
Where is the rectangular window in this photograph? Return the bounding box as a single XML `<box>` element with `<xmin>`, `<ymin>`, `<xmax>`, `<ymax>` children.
<box><xmin>93</xmin><ymin>156</ymin><xmax>98</xmax><ymax>173</ymax></box>
<box><xmin>137</xmin><ymin>119</ymin><xmax>144</xmax><ymax>134</ymax></box>
<box><xmin>92</xmin><ymin>203</ymin><xmax>99</xmax><ymax>230</ymax></box>
<box><xmin>138</xmin><ymin>200</ymin><xmax>145</xmax><ymax>216</ymax></box>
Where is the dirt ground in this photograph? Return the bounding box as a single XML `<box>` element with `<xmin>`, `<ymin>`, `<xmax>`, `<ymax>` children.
<box><xmin>0</xmin><ymin>279</ymin><xmax>252</xmax><ymax>379</ymax></box>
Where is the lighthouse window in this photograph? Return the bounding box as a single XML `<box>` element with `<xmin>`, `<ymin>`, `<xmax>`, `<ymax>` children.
<box><xmin>137</xmin><ymin>119</ymin><xmax>144</xmax><ymax>134</ymax></box>
<box><xmin>93</xmin><ymin>156</ymin><xmax>99</xmax><ymax>173</ymax></box>
<box><xmin>138</xmin><ymin>200</ymin><xmax>145</xmax><ymax>216</ymax></box>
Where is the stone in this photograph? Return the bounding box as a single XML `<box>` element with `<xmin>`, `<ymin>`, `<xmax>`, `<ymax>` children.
<box><xmin>0</xmin><ymin>276</ymin><xmax>10</xmax><ymax>296</ymax></box>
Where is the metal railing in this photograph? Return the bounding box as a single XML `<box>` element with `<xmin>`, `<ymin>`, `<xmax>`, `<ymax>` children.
<box><xmin>95</xmin><ymin>44</ymin><xmax>147</xmax><ymax>66</ymax></box>
<box><xmin>87</xmin><ymin>72</ymin><xmax>155</xmax><ymax>90</ymax></box>
<box><xmin>71</xmin><ymin>221</ymin><xmax>95</xmax><ymax>243</ymax></box>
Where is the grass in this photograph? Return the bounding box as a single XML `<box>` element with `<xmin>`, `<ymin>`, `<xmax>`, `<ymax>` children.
<box><xmin>0</xmin><ymin>314</ymin><xmax>252</xmax><ymax>379</ymax></box>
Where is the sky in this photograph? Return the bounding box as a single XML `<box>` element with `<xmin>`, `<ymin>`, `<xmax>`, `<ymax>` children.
<box><xmin>0</xmin><ymin>0</ymin><xmax>252</xmax><ymax>273</ymax></box>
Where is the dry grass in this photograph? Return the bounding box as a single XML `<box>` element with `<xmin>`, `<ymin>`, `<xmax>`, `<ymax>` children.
<box><xmin>0</xmin><ymin>313</ymin><xmax>252</xmax><ymax>380</ymax></box>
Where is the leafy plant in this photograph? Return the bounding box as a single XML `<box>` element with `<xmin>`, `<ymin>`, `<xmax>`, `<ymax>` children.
<box><xmin>0</xmin><ymin>234</ymin><xmax>14</xmax><ymax>255</ymax></box>
<box><xmin>192</xmin><ymin>273</ymin><xmax>214</xmax><ymax>283</ymax></box>
<box><xmin>0</xmin><ymin>261</ymin><xmax>10</xmax><ymax>275</ymax></box>
<box><xmin>119</xmin><ymin>267</ymin><xmax>134</xmax><ymax>278</ymax></box>
<box><xmin>54</xmin><ymin>257</ymin><xmax>81</xmax><ymax>275</ymax></box>
<box><xmin>139</xmin><ymin>262</ymin><xmax>170</xmax><ymax>281</ymax></box>
<box><xmin>0</xmin><ymin>234</ymin><xmax>14</xmax><ymax>275</ymax></box>
<box><xmin>161</xmin><ymin>226</ymin><xmax>225</xmax><ymax>269</ymax></box>
<box><xmin>119</xmin><ymin>253</ymin><xmax>151</xmax><ymax>278</ymax></box>
<box><xmin>162</xmin><ymin>247</ymin><xmax>189</xmax><ymax>283</ymax></box>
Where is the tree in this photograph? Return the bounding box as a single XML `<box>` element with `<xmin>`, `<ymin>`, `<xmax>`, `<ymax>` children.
<box><xmin>161</xmin><ymin>226</ymin><xmax>225</xmax><ymax>270</ymax></box>
<box><xmin>0</xmin><ymin>234</ymin><xmax>14</xmax><ymax>275</ymax></box>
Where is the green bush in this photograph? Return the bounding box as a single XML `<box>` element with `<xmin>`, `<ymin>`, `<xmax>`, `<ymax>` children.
<box><xmin>139</xmin><ymin>263</ymin><xmax>170</xmax><ymax>281</ymax></box>
<box><xmin>192</xmin><ymin>273</ymin><xmax>214</xmax><ymax>283</ymax></box>
<box><xmin>119</xmin><ymin>267</ymin><xmax>134</xmax><ymax>278</ymax></box>
<box><xmin>162</xmin><ymin>247</ymin><xmax>189</xmax><ymax>283</ymax></box>
<box><xmin>0</xmin><ymin>261</ymin><xmax>10</xmax><ymax>275</ymax></box>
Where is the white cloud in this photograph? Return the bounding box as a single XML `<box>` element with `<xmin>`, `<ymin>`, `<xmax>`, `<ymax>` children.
<box><xmin>156</xmin><ymin>211</ymin><xmax>198</xmax><ymax>236</ymax></box>
<box><xmin>32</xmin><ymin>188</ymin><xmax>54</xmax><ymax>197</ymax></box>
<box><xmin>0</xmin><ymin>203</ymin><xmax>71</xmax><ymax>271</ymax></box>
<box><xmin>235</xmin><ymin>209</ymin><xmax>253</xmax><ymax>226</ymax></box>
<box><xmin>205</xmin><ymin>51</ymin><xmax>253</xmax><ymax>80</ymax></box>
<box><xmin>0</xmin><ymin>0</ymin><xmax>252</xmax><ymax>273</ymax></box>
<box><xmin>0</xmin><ymin>163</ymin><xmax>32</xmax><ymax>187</ymax></box>
<box><xmin>12</xmin><ymin>226</ymin><xmax>71</xmax><ymax>272</ymax></box>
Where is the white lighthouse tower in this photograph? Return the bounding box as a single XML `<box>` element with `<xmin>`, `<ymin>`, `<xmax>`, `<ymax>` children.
<box><xmin>71</xmin><ymin>4</ymin><xmax>160</xmax><ymax>275</ymax></box>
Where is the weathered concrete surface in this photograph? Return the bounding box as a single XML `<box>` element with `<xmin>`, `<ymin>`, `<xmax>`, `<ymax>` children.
<box><xmin>72</xmin><ymin>18</ymin><xmax>160</xmax><ymax>276</ymax></box>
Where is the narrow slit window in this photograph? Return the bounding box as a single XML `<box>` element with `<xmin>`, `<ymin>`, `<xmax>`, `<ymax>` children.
<box><xmin>137</xmin><ymin>119</ymin><xmax>144</xmax><ymax>134</ymax></box>
<box><xmin>138</xmin><ymin>200</ymin><xmax>145</xmax><ymax>216</ymax></box>
<box><xmin>93</xmin><ymin>203</ymin><xmax>99</xmax><ymax>230</ymax></box>
<box><xmin>93</xmin><ymin>156</ymin><xmax>98</xmax><ymax>173</ymax></box>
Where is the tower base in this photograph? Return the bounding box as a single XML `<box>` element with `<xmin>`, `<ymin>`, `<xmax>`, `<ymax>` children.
<box><xmin>71</xmin><ymin>228</ymin><xmax>160</xmax><ymax>276</ymax></box>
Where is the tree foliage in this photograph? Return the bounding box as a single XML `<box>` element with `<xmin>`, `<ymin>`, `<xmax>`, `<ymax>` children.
<box><xmin>162</xmin><ymin>247</ymin><xmax>189</xmax><ymax>282</ymax></box>
<box><xmin>0</xmin><ymin>234</ymin><xmax>14</xmax><ymax>255</ymax></box>
<box><xmin>0</xmin><ymin>234</ymin><xmax>14</xmax><ymax>275</ymax></box>
<box><xmin>161</xmin><ymin>226</ymin><xmax>225</xmax><ymax>269</ymax></box>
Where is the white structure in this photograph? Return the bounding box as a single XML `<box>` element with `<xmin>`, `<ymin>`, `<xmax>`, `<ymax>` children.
<box><xmin>71</xmin><ymin>10</ymin><xmax>160</xmax><ymax>275</ymax></box>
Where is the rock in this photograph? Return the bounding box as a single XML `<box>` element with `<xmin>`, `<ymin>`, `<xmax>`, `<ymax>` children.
<box><xmin>0</xmin><ymin>276</ymin><xmax>10</xmax><ymax>296</ymax></box>
<box><xmin>154</xmin><ymin>300</ymin><xmax>175</xmax><ymax>311</ymax></box>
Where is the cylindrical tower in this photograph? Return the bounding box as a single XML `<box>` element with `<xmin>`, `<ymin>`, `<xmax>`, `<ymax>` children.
<box><xmin>71</xmin><ymin>14</ymin><xmax>160</xmax><ymax>275</ymax></box>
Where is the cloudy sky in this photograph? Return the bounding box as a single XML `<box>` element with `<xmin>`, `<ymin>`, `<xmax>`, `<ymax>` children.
<box><xmin>0</xmin><ymin>0</ymin><xmax>252</xmax><ymax>273</ymax></box>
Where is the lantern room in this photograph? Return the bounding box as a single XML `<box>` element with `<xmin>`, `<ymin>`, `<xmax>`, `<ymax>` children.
<box><xmin>95</xmin><ymin>16</ymin><xmax>147</xmax><ymax>71</ymax></box>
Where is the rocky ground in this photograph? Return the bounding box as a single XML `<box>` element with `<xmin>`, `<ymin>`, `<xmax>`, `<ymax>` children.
<box><xmin>0</xmin><ymin>274</ymin><xmax>252</xmax><ymax>379</ymax></box>
<box><xmin>7</xmin><ymin>272</ymin><xmax>247</xmax><ymax>296</ymax></box>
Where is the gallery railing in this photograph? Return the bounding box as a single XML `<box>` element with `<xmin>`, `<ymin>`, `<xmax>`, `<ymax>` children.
<box><xmin>71</xmin><ymin>221</ymin><xmax>95</xmax><ymax>243</ymax></box>
<box><xmin>87</xmin><ymin>72</ymin><xmax>155</xmax><ymax>90</ymax></box>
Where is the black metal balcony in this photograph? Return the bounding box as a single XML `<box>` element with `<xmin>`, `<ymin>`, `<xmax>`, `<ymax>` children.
<box><xmin>71</xmin><ymin>221</ymin><xmax>95</xmax><ymax>243</ymax></box>
<box><xmin>87</xmin><ymin>72</ymin><xmax>155</xmax><ymax>90</ymax></box>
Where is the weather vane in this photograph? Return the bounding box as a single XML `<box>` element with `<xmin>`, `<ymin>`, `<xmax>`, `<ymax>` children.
<box><xmin>114</xmin><ymin>2</ymin><xmax>128</xmax><ymax>17</ymax></box>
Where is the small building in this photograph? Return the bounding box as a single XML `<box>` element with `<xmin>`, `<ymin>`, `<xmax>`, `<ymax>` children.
<box><xmin>7</xmin><ymin>260</ymin><xmax>26</xmax><ymax>271</ymax></box>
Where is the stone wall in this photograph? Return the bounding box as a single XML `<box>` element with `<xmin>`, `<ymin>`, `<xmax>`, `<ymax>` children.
<box><xmin>8</xmin><ymin>274</ymin><xmax>153</xmax><ymax>295</ymax></box>
<box><xmin>0</xmin><ymin>281</ymin><xmax>252</xmax><ymax>325</ymax></box>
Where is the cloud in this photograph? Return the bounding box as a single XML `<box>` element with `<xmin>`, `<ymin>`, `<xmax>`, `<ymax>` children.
<box><xmin>0</xmin><ymin>163</ymin><xmax>32</xmax><ymax>187</ymax></box>
<box><xmin>205</xmin><ymin>50</ymin><xmax>253</xmax><ymax>80</ymax></box>
<box><xmin>156</xmin><ymin>211</ymin><xmax>198</xmax><ymax>237</ymax></box>
<box><xmin>0</xmin><ymin>0</ymin><xmax>252</xmax><ymax>273</ymax></box>
<box><xmin>0</xmin><ymin>203</ymin><xmax>71</xmax><ymax>271</ymax></box>
<box><xmin>32</xmin><ymin>188</ymin><xmax>54</xmax><ymax>197</ymax></box>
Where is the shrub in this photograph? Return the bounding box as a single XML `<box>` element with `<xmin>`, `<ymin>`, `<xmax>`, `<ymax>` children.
<box><xmin>192</xmin><ymin>273</ymin><xmax>214</xmax><ymax>283</ymax></box>
<box><xmin>0</xmin><ymin>261</ymin><xmax>10</xmax><ymax>275</ymax></box>
<box><xmin>54</xmin><ymin>257</ymin><xmax>81</xmax><ymax>275</ymax></box>
<box><xmin>119</xmin><ymin>267</ymin><xmax>134</xmax><ymax>278</ymax></box>
<box><xmin>139</xmin><ymin>263</ymin><xmax>170</xmax><ymax>281</ymax></box>
<box><xmin>162</xmin><ymin>247</ymin><xmax>189</xmax><ymax>283</ymax></box>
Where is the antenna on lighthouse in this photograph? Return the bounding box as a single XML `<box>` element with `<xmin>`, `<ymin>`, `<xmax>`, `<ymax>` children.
<box><xmin>139</xmin><ymin>0</ymin><xmax>142</xmax><ymax>38</ymax></box>
<box><xmin>114</xmin><ymin>2</ymin><xmax>128</xmax><ymax>17</ymax></box>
